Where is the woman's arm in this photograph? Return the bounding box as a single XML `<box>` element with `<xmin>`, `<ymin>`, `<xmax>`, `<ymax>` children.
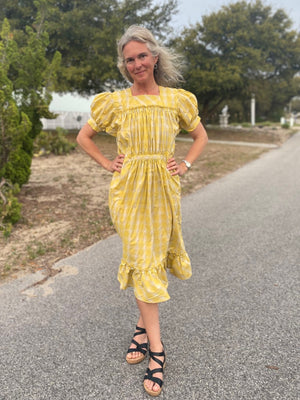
<box><xmin>167</xmin><ymin>122</ymin><xmax>208</xmax><ymax>176</ymax></box>
<box><xmin>76</xmin><ymin>123</ymin><xmax>124</xmax><ymax>173</ymax></box>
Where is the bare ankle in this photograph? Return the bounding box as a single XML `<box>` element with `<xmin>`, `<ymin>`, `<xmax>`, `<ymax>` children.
<box><xmin>149</xmin><ymin>341</ymin><xmax>163</xmax><ymax>352</ymax></box>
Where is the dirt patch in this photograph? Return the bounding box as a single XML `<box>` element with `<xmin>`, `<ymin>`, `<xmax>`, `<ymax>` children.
<box><xmin>0</xmin><ymin>127</ymin><xmax>294</xmax><ymax>283</ymax></box>
<box><xmin>206</xmin><ymin>125</ymin><xmax>292</xmax><ymax>144</ymax></box>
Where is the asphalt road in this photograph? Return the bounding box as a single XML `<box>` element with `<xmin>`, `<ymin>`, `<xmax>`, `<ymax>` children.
<box><xmin>0</xmin><ymin>133</ymin><xmax>299</xmax><ymax>400</ymax></box>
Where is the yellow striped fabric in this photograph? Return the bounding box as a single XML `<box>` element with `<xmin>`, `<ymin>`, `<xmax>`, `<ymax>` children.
<box><xmin>88</xmin><ymin>86</ymin><xmax>200</xmax><ymax>303</ymax></box>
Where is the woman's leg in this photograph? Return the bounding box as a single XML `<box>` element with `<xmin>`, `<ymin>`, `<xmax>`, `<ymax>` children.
<box><xmin>136</xmin><ymin>298</ymin><xmax>164</xmax><ymax>393</ymax></box>
<box><xmin>126</xmin><ymin>314</ymin><xmax>147</xmax><ymax>361</ymax></box>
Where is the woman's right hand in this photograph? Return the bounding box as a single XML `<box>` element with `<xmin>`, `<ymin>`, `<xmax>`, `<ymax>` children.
<box><xmin>107</xmin><ymin>154</ymin><xmax>125</xmax><ymax>173</ymax></box>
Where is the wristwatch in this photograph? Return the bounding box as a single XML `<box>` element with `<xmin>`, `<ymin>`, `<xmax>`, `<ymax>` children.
<box><xmin>182</xmin><ymin>160</ymin><xmax>191</xmax><ymax>170</ymax></box>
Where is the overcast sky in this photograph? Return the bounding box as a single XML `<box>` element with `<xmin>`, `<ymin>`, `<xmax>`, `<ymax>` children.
<box><xmin>174</xmin><ymin>0</ymin><xmax>300</xmax><ymax>29</ymax></box>
<box><xmin>51</xmin><ymin>0</ymin><xmax>300</xmax><ymax>112</ymax></box>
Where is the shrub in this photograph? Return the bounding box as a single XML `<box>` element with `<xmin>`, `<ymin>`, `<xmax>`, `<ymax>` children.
<box><xmin>34</xmin><ymin>128</ymin><xmax>76</xmax><ymax>156</ymax></box>
<box><xmin>0</xmin><ymin>86</ymin><xmax>33</xmax><ymax>186</ymax></box>
<box><xmin>241</xmin><ymin>122</ymin><xmax>252</xmax><ymax>128</ymax></box>
<box><xmin>281</xmin><ymin>123</ymin><xmax>290</xmax><ymax>129</ymax></box>
<box><xmin>258</xmin><ymin>121</ymin><xmax>272</xmax><ymax>126</ymax></box>
<box><xmin>0</xmin><ymin>16</ymin><xmax>61</xmax><ymax>232</ymax></box>
<box><xmin>3</xmin><ymin>148</ymin><xmax>32</xmax><ymax>186</ymax></box>
<box><xmin>0</xmin><ymin>179</ymin><xmax>21</xmax><ymax>237</ymax></box>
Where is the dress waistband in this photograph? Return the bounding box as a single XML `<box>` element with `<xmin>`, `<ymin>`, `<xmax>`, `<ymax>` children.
<box><xmin>126</xmin><ymin>154</ymin><xmax>168</xmax><ymax>161</ymax></box>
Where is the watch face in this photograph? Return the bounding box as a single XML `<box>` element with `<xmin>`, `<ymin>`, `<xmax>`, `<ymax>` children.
<box><xmin>184</xmin><ymin>160</ymin><xmax>191</xmax><ymax>168</ymax></box>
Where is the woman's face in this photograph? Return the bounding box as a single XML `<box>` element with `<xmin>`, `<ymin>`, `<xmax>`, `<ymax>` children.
<box><xmin>123</xmin><ymin>40</ymin><xmax>158</xmax><ymax>84</ymax></box>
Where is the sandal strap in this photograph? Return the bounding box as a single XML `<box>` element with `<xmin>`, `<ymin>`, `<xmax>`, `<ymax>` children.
<box><xmin>144</xmin><ymin>367</ymin><xmax>163</xmax><ymax>388</ymax></box>
<box><xmin>144</xmin><ymin>346</ymin><xmax>165</xmax><ymax>388</ymax></box>
<box><xmin>149</xmin><ymin>349</ymin><xmax>165</xmax><ymax>368</ymax></box>
<box><xmin>133</xmin><ymin>325</ymin><xmax>146</xmax><ymax>337</ymax></box>
<box><xmin>127</xmin><ymin>338</ymin><xmax>148</xmax><ymax>355</ymax></box>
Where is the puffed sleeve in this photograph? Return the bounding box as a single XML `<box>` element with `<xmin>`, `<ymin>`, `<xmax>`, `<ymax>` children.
<box><xmin>87</xmin><ymin>92</ymin><xmax>119</xmax><ymax>136</ymax></box>
<box><xmin>178</xmin><ymin>89</ymin><xmax>201</xmax><ymax>132</ymax></box>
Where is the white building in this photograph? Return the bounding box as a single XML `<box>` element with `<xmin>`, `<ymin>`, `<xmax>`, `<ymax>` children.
<box><xmin>41</xmin><ymin>111</ymin><xmax>90</xmax><ymax>130</ymax></box>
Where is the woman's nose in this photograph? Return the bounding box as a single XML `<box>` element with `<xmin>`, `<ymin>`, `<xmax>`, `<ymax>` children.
<box><xmin>135</xmin><ymin>59</ymin><xmax>142</xmax><ymax>68</ymax></box>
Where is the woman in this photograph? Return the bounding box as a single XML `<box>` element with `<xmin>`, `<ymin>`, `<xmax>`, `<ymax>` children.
<box><xmin>77</xmin><ymin>25</ymin><xmax>208</xmax><ymax>396</ymax></box>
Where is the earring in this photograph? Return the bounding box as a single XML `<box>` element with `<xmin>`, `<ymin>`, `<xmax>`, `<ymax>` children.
<box><xmin>154</xmin><ymin>63</ymin><xmax>158</xmax><ymax>70</ymax></box>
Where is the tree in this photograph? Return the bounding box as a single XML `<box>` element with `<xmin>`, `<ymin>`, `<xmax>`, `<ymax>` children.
<box><xmin>0</xmin><ymin>0</ymin><xmax>179</xmax><ymax>95</ymax></box>
<box><xmin>173</xmin><ymin>27</ymin><xmax>244</xmax><ymax>122</ymax></box>
<box><xmin>0</xmin><ymin>2</ymin><xmax>61</xmax><ymax>183</ymax></box>
<box><xmin>0</xmin><ymin>19</ymin><xmax>31</xmax><ymax>234</ymax></box>
<box><xmin>174</xmin><ymin>0</ymin><xmax>300</xmax><ymax>122</ymax></box>
<box><xmin>225</xmin><ymin>74</ymin><xmax>300</xmax><ymax>123</ymax></box>
<box><xmin>0</xmin><ymin>19</ymin><xmax>32</xmax><ymax>186</ymax></box>
<box><xmin>9</xmin><ymin>0</ymin><xmax>61</xmax><ymax>143</ymax></box>
<box><xmin>0</xmin><ymin>4</ymin><xmax>61</xmax><ymax>233</ymax></box>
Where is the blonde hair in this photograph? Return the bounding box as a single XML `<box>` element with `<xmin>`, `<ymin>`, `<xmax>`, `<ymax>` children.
<box><xmin>117</xmin><ymin>25</ymin><xmax>183</xmax><ymax>87</ymax></box>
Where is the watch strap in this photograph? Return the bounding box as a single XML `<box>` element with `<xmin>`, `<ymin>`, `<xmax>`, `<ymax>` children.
<box><xmin>182</xmin><ymin>159</ymin><xmax>191</xmax><ymax>169</ymax></box>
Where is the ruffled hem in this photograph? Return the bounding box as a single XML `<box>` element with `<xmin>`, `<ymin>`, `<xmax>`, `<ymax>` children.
<box><xmin>117</xmin><ymin>251</ymin><xmax>191</xmax><ymax>303</ymax></box>
<box><xmin>167</xmin><ymin>250</ymin><xmax>192</xmax><ymax>280</ymax></box>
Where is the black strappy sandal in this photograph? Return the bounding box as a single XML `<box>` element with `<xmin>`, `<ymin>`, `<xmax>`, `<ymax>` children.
<box><xmin>126</xmin><ymin>326</ymin><xmax>148</xmax><ymax>365</ymax></box>
<box><xmin>143</xmin><ymin>345</ymin><xmax>166</xmax><ymax>397</ymax></box>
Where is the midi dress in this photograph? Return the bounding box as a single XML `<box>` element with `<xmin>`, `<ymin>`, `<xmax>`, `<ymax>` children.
<box><xmin>88</xmin><ymin>86</ymin><xmax>200</xmax><ymax>303</ymax></box>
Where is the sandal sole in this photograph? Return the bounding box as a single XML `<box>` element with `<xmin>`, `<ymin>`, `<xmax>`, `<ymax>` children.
<box><xmin>126</xmin><ymin>353</ymin><xmax>147</xmax><ymax>364</ymax></box>
<box><xmin>143</xmin><ymin>384</ymin><xmax>162</xmax><ymax>397</ymax></box>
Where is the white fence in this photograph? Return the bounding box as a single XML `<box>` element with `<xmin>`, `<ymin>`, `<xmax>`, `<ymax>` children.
<box><xmin>41</xmin><ymin>111</ymin><xmax>90</xmax><ymax>130</ymax></box>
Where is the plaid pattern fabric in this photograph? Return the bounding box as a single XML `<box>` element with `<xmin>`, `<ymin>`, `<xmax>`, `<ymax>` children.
<box><xmin>88</xmin><ymin>87</ymin><xmax>200</xmax><ymax>303</ymax></box>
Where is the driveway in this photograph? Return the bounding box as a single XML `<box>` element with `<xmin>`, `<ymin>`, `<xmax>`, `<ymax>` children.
<box><xmin>0</xmin><ymin>133</ymin><xmax>299</xmax><ymax>399</ymax></box>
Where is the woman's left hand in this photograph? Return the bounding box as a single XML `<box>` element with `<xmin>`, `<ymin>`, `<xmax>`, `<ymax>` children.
<box><xmin>167</xmin><ymin>158</ymin><xmax>187</xmax><ymax>176</ymax></box>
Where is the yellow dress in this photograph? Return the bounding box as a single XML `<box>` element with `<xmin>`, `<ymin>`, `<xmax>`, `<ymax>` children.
<box><xmin>88</xmin><ymin>86</ymin><xmax>200</xmax><ymax>303</ymax></box>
